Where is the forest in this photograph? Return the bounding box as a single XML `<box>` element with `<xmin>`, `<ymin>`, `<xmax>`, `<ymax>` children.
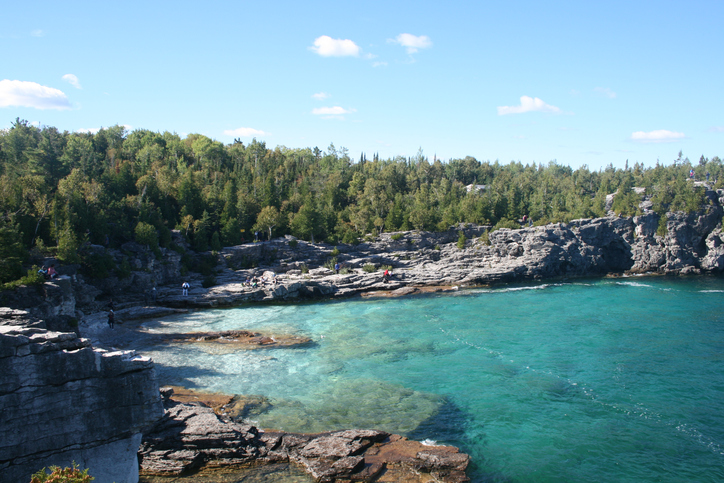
<box><xmin>0</xmin><ymin>118</ymin><xmax>719</xmax><ymax>285</ymax></box>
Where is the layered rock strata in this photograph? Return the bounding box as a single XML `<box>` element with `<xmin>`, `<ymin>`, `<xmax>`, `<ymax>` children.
<box><xmin>139</xmin><ymin>392</ymin><xmax>469</xmax><ymax>483</ymax></box>
<box><xmin>0</xmin><ymin>317</ymin><xmax>163</xmax><ymax>483</ymax></box>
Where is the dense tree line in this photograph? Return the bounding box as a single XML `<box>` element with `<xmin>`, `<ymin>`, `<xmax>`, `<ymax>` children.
<box><xmin>1</xmin><ymin>118</ymin><xmax>719</xmax><ymax>284</ymax></box>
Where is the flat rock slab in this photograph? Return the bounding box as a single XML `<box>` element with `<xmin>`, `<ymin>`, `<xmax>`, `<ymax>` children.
<box><xmin>140</xmin><ymin>391</ymin><xmax>470</xmax><ymax>482</ymax></box>
<box><xmin>163</xmin><ymin>330</ymin><xmax>313</xmax><ymax>350</ymax></box>
<box><xmin>362</xmin><ymin>285</ymin><xmax>459</xmax><ymax>298</ymax></box>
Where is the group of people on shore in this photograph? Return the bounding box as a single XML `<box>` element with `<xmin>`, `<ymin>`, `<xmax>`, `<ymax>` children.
<box><xmin>243</xmin><ymin>273</ymin><xmax>277</xmax><ymax>288</ymax></box>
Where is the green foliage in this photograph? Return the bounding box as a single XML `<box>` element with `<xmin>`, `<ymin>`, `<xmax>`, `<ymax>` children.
<box><xmin>300</xmin><ymin>263</ymin><xmax>309</xmax><ymax>274</ymax></box>
<box><xmin>363</xmin><ymin>263</ymin><xmax>377</xmax><ymax>273</ymax></box>
<box><xmin>211</xmin><ymin>231</ymin><xmax>222</xmax><ymax>251</ymax></box>
<box><xmin>0</xmin><ymin>219</ymin><xmax>26</xmax><ymax>283</ymax></box>
<box><xmin>1</xmin><ymin>119</ymin><xmax>721</xmax><ymax>270</ymax></box>
<box><xmin>434</xmin><ymin>244</ymin><xmax>441</xmax><ymax>250</ymax></box>
<box><xmin>493</xmin><ymin>218</ymin><xmax>520</xmax><ymax>231</ymax></box>
<box><xmin>1</xmin><ymin>266</ymin><xmax>45</xmax><ymax>291</ymax></box>
<box><xmin>288</xmin><ymin>238</ymin><xmax>298</xmax><ymax>248</ymax></box>
<box><xmin>324</xmin><ymin>256</ymin><xmax>338</xmax><ymax>270</ymax></box>
<box><xmin>81</xmin><ymin>252</ymin><xmax>116</xmax><ymax>279</ymax></box>
<box><xmin>202</xmin><ymin>274</ymin><xmax>217</xmax><ymax>288</ymax></box>
<box><xmin>330</xmin><ymin>246</ymin><xmax>340</xmax><ymax>257</ymax></box>
<box><xmin>30</xmin><ymin>462</ymin><xmax>94</xmax><ymax>483</ymax></box>
<box><xmin>479</xmin><ymin>231</ymin><xmax>491</xmax><ymax>246</ymax></box>
<box><xmin>57</xmin><ymin>223</ymin><xmax>80</xmax><ymax>264</ymax></box>
<box><xmin>117</xmin><ymin>257</ymin><xmax>132</xmax><ymax>279</ymax></box>
<box><xmin>457</xmin><ymin>231</ymin><xmax>467</xmax><ymax>250</ymax></box>
<box><xmin>657</xmin><ymin>215</ymin><xmax>669</xmax><ymax>237</ymax></box>
<box><xmin>134</xmin><ymin>222</ymin><xmax>158</xmax><ymax>249</ymax></box>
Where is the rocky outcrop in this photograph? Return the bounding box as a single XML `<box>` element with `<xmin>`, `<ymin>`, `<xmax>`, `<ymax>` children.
<box><xmin>141</xmin><ymin>192</ymin><xmax>724</xmax><ymax>308</ymax></box>
<box><xmin>139</xmin><ymin>393</ymin><xmax>469</xmax><ymax>483</ymax></box>
<box><xmin>0</xmin><ymin>315</ymin><xmax>163</xmax><ymax>483</ymax></box>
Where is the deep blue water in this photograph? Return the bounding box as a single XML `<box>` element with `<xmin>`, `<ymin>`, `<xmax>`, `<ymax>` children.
<box><xmin>139</xmin><ymin>276</ymin><xmax>724</xmax><ymax>482</ymax></box>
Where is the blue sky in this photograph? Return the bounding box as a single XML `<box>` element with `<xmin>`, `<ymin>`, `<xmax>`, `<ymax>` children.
<box><xmin>2</xmin><ymin>1</ymin><xmax>722</xmax><ymax>170</ymax></box>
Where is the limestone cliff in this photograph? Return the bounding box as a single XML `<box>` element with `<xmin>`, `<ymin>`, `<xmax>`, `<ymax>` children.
<box><xmin>0</xmin><ymin>313</ymin><xmax>163</xmax><ymax>483</ymax></box>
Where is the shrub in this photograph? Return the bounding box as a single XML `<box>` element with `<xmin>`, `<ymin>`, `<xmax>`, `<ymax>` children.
<box><xmin>363</xmin><ymin>263</ymin><xmax>377</xmax><ymax>273</ymax></box>
<box><xmin>331</xmin><ymin>246</ymin><xmax>340</xmax><ymax>256</ymax></box>
<box><xmin>434</xmin><ymin>244</ymin><xmax>441</xmax><ymax>250</ymax></box>
<box><xmin>1</xmin><ymin>266</ymin><xmax>45</xmax><ymax>291</ymax></box>
<box><xmin>493</xmin><ymin>218</ymin><xmax>520</xmax><ymax>231</ymax></box>
<box><xmin>657</xmin><ymin>215</ymin><xmax>669</xmax><ymax>237</ymax></box>
<box><xmin>300</xmin><ymin>263</ymin><xmax>309</xmax><ymax>274</ymax></box>
<box><xmin>340</xmin><ymin>267</ymin><xmax>351</xmax><ymax>274</ymax></box>
<box><xmin>116</xmin><ymin>257</ymin><xmax>132</xmax><ymax>279</ymax></box>
<box><xmin>391</xmin><ymin>233</ymin><xmax>403</xmax><ymax>241</ymax></box>
<box><xmin>31</xmin><ymin>462</ymin><xmax>94</xmax><ymax>483</ymax></box>
<box><xmin>288</xmin><ymin>239</ymin><xmax>298</xmax><ymax>248</ymax></box>
<box><xmin>81</xmin><ymin>252</ymin><xmax>116</xmax><ymax>279</ymax></box>
<box><xmin>457</xmin><ymin>231</ymin><xmax>467</xmax><ymax>250</ymax></box>
<box><xmin>202</xmin><ymin>275</ymin><xmax>217</xmax><ymax>288</ymax></box>
<box><xmin>324</xmin><ymin>257</ymin><xmax>338</xmax><ymax>270</ymax></box>
<box><xmin>135</xmin><ymin>222</ymin><xmax>159</xmax><ymax>250</ymax></box>
<box><xmin>211</xmin><ymin>232</ymin><xmax>222</xmax><ymax>252</ymax></box>
<box><xmin>342</xmin><ymin>230</ymin><xmax>359</xmax><ymax>245</ymax></box>
<box><xmin>479</xmin><ymin>231</ymin><xmax>491</xmax><ymax>246</ymax></box>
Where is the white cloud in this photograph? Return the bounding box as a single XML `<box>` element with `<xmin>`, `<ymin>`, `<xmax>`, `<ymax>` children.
<box><xmin>594</xmin><ymin>87</ymin><xmax>616</xmax><ymax>99</ymax></box>
<box><xmin>708</xmin><ymin>126</ymin><xmax>724</xmax><ymax>133</ymax></box>
<box><xmin>62</xmin><ymin>74</ymin><xmax>82</xmax><ymax>89</ymax></box>
<box><xmin>0</xmin><ymin>79</ymin><xmax>71</xmax><ymax>110</ymax></box>
<box><xmin>310</xmin><ymin>36</ymin><xmax>360</xmax><ymax>57</ymax></box>
<box><xmin>497</xmin><ymin>96</ymin><xmax>562</xmax><ymax>115</ymax></box>
<box><xmin>31</xmin><ymin>29</ymin><xmax>44</xmax><ymax>37</ymax></box>
<box><xmin>312</xmin><ymin>106</ymin><xmax>355</xmax><ymax>116</ymax></box>
<box><xmin>392</xmin><ymin>33</ymin><xmax>432</xmax><ymax>54</ymax></box>
<box><xmin>223</xmin><ymin>127</ymin><xmax>270</xmax><ymax>137</ymax></box>
<box><xmin>372</xmin><ymin>61</ymin><xmax>388</xmax><ymax>68</ymax></box>
<box><xmin>76</xmin><ymin>127</ymin><xmax>100</xmax><ymax>134</ymax></box>
<box><xmin>312</xmin><ymin>92</ymin><xmax>330</xmax><ymax>100</ymax></box>
<box><xmin>630</xmin><ymin>130</ymin><xmax>685</xmax><ymax>143</ymax></box>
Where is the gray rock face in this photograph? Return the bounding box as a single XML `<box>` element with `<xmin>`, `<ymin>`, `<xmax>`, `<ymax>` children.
<box><xmin>139</xmin><ymin>397</ymin><xmax>469</xmax><ymax>483</ymax></box>
<box><xmin>0</xmin><ymin>320</ymin><xmax>163</xmax><ymax>483</ymax></box>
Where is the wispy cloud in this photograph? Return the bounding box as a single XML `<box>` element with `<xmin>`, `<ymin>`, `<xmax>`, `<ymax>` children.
<box><xmin>708</xmin><ymin>126</ymin><xmax>724</xmax><ymax>133</ymax></box>
<box><xmin>30</xmin><ymin>29</ymin><xmax>44</xmax><ymax>37</ymax></box>
<box><xmin>312</xmin><ymin>106</ymin><xmax>356</xmax><ymax>119</ymax></box>
<box><xmin>310</xmin><ymin>36</ymin><xmax>360</xmax><ymax>57</ymax></box>
<box><xmin>391</xmin><ymin>33</ymin><xmax>432</xmax><ymax>54</ymax></box>
<box><xmin>223</xmin><ymin>127</ymin><xmax>270</xmax><ymax>137</ymax></box>
<box><xmin>372</xmin><ymin>61</ymin><xmax>388</xmax><ymax>68</ymax></box>
<box><xmin>62</xmin><ymin>74</ymin><xmax>82</xmax><ymax>89</ymax></box>
<box><xmin>497</xmin><ymin>96</ymin><xmax>561</xmax><ymax>115</ymax></box>
<box><xmin>0</xmin><ymin>79</ymin><xmax>71</xmax><ymax>110</ymax></box>
<box><xmin>312</xmin><ymin>92</ymin><xmax>330</xmax><ymax>100</ymax></box>
<box><xmin>630</xmin><ymin>130</ymin><xmax>685</xmax><ymax>143</ymax></box>
<box><xmin>594</xmin><ymin>87</ymin><xmax>616</xmax><ymax>99</ymax></box>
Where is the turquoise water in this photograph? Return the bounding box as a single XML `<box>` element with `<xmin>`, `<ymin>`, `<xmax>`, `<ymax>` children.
<box><xmin>139</xmin><ymin>277</ymin><xmax>724</xmax><ymax>482</ymax></box>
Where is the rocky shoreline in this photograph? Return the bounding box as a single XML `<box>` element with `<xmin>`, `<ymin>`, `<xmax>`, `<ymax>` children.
<box><xmin>139</xmin><ymin>387</ymin><xmax>469</xmax><ymax>482</ymax></box>
<box><xmin>4</xmin><ymin>191</ymin><xmax>724</xmax><ymax>482</ymax></box>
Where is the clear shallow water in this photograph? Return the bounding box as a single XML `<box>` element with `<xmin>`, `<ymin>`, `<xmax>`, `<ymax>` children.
<box><xmin>139</xmin><ymin>277</ymin><xmax>724</xmax><ymax>482</ymax></box>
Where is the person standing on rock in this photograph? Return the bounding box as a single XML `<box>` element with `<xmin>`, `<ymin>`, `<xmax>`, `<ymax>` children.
<box><xmin>152</xmin><ymin>286</ymin><xmax>157</xmax><ymax>302</ymax></box>
<box><xmin>182</xmin><ymin>282</ymin><xmax>190</xmax><ymax>296</ymax></box>
<box><xmin>108</xmin><ymin>309</ymin><xmax>115</xmax><ymax>329</ymax></box>
<box><xmin>334</xmin><ymin>262</ymin><xmax>340</xmax><ymax>274</ymax></box>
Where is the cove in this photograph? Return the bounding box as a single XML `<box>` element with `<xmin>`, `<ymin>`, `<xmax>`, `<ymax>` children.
<box><xmin>138</xmin><ymin>276</ymin><xmax>724</xmax><ymax>483</ymax></box>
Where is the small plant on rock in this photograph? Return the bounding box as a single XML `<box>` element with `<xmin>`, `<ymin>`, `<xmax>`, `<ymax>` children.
<box><xmin>391</xmin><ymin>233</ymin><xmax>403</xmax><ymax>241</ymax></box>
<box><xmin>31</xmin><ymin>462</ymin><xmax>94</xmax><ymax>483</ymax></box>
<box><xmin>457</xmin><ymin>231</ymin><xmax>467</xmax><ymax>250</ymax></box>
<box><xmin>362</xmin><ymin>263</ymin><xmax>377</xmax><ymax>273</ymax></box>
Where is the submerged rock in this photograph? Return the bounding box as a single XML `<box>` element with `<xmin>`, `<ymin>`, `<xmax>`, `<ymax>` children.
<box><xmin>139</xmin><ymin>391</ymin><xmax>470</xmax><ymax>483</ymax></box>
